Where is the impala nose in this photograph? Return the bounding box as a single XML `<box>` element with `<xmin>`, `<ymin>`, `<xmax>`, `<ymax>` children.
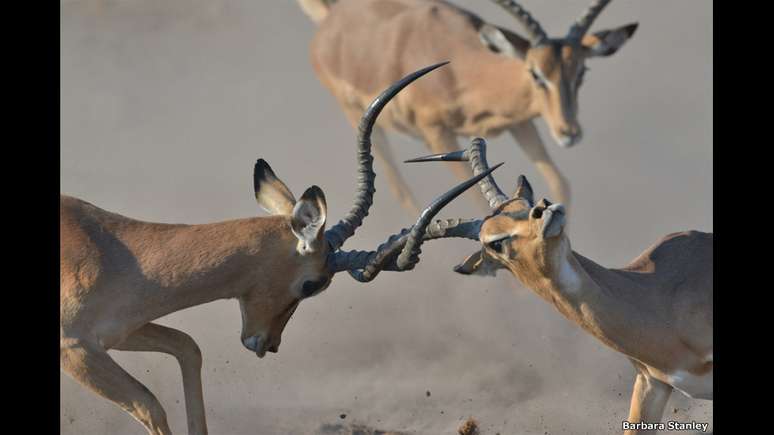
<box><xmin>557</xmin><ymin>127</ymin><xmax>582</xmax><ymax>148</ymax></box>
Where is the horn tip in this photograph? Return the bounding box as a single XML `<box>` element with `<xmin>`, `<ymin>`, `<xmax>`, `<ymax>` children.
<box><xmin>404</xmin><ymin>151</ymin><xmax>469</xmax><ymax>163</ymax></box>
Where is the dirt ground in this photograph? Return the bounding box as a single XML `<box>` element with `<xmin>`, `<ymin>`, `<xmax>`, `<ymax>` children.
<box><xmin>60</xmin><ymin>1</ymin><xmax>712</xmax><ymax>434</ymax></box>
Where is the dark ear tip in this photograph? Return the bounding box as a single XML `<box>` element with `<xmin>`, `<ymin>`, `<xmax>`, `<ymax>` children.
<box><xmin>255</xmin><ymin>158</ymin><xmax>269</xmax><ymax>169</ymax></box>
<box><xmin>254</xmin><ymin>159</ymin><xmax>273</xmax><ymax>181</ymax></box>
<box><xmin>516</xmin><ymin>174</ymin><xmax>533</xmax><ymax>193</ymax></box>
<box><xmin>453</xmin><ymin>264</ymin><xmax>471</xmax><ymax>275</ymax></box>
<box><xmin>302</xmin><ymin>185</ymin><xmax>327</xmax><ymax>203</ymax></box>
<box><xmin>626</xmin><ymin>22</ymin><xmax>639</xmax><ymax>34</ymax></box>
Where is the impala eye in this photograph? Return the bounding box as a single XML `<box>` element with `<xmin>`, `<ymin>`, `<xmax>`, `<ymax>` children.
<box><xmin>487</xmin><ymin>238</ymin><xmax>507</xmax><ymax>254</ymax></box>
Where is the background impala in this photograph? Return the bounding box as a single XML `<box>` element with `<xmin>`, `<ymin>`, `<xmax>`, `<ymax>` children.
<box><xmin>61</xmin><ymin>1</ymin><xmax>712</xmax><ymax>433</ymax></box>
<box><xmin>299</xmin><ymin>0</ymin><xmax>638</xmax><ymax>214</ymax></box>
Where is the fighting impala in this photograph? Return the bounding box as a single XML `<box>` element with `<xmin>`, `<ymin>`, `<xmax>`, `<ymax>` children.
<box><xmin>60</xmin><ymin>64</ymin><xmax>500</xmax><ymax>435</ymax></box>
<box><xmin>298</xmin><ymin>0</ymin><xmax>638</xmax><ymax>213</ymax></box>
<box><xmin>405</xmin><ymin>139</ymin><xmax>712</xmax><ymax>434</ymax></box>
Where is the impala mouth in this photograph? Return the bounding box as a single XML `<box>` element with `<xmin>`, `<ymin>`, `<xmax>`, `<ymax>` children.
<box><xmin>242</xmin><ymin>335</ymin><xmax>278</xmax><ymax>358</ymax></box>
<box><xmin>243</xmin><ymin>335</ymin><xmax>266</xmax><ymax>357</ymax></box>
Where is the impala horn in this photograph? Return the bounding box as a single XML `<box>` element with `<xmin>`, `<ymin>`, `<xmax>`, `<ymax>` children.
<box><xmin>328</xmin><ymin>164</ymin><xmax>502</xmax><ymax>282</ymax></box>
<box><xmin>406</xmin><ymin>137</ymin><xmax>509</xmax><ymax>209</ymax></box>
<box><xmin>326</xmin><ymin>62</ymin><xmax>503</xmax><ymax>282</ymax></box>
<box><xmin>324</xmin><ymin>61</ymin><xmax>450</xmax><ymax>251</ymax></box>
<box><xmin>567</xmin><ymin>0</ymin><xmax>613</xmax><ymax>42</ymax></box>
<box><xmin>490</xmin><ymin>0</ymin><xmax>548</xmax><ymax>46</ymax></box>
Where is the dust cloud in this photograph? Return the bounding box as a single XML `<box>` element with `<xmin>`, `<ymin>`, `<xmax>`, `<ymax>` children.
<box><xmin>60</xmin><ymin>1</ymin><xmax>712</xmax><ymax>434</ymax></box>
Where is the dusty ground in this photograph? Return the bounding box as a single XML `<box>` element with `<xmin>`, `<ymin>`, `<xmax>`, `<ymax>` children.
<box><xmin>60</xmin><ymin>1</ymin><xmax>712</xmax><ymax>434</ymax></box>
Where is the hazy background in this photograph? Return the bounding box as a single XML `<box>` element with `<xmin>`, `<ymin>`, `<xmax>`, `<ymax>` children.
<box><xmin>60</xmin><ymin>1</ymin><xmax>712</xmax><ymax>434</ymax></box>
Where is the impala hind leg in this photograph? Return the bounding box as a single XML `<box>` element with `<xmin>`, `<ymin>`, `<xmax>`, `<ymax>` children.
<box><xmin>113</xmin><ymin>323</ymin><xmax>207</xmax><ymax>435</ymax></box>
<box><xmin>510</xmin><ymin>121</ymin><xmax>571</xmax><ymax>212</ymax></box>
<box><xmin>624</xmin><ymin>371</ymin><xmax>673</xmax><ymax>435</ymax></box>
<box><xmin>422</xmin><ymin>127</ymin><xmax>491</xmax><ymax>212</ymax></box>
<box><xmin>60</xmin><ymin>339</ymin><xmax>172</xmax><ymax>435</ymax></box>
<box><xmin>343</xmin><ymin>108</ymin><xmax>421</xmax><ymax>214</ymax></box>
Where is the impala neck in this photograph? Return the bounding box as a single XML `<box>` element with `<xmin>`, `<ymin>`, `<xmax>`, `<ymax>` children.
<box><xmin>125</xmin><ymin>216</ymin><xmax>296</xmax><ymax>317</ymax></box>
<box><xmin>525</xmin><ymin>248</ymin><xmax>664</xmax><ymax>363</ymax></box>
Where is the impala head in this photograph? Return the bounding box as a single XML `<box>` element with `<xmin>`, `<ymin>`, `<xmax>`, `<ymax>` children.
<box><xmin>239</xmin><ymin>160</ymin><xmax>332</xmax><ymax>357</ymax></box>
<box><xmin>485</xmin><ymin>0</ymin><xmax>637</xmax><ymax>147</ymax></box>
<box><xmin>406</xmin><ymin>137</ymin><xmax>570</xmax><ymax>288</ymax></box>
<box><xmin>455</xmin><ymin>179</ymin><xmax>570</xmax><ymax>287</ymax></box>
<box><xmin>241</xmin><ymin>63</ymin><xmax>499</xmax><ymax>358</ymax></box>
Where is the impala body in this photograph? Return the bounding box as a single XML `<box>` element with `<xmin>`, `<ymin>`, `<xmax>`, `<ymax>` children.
<box><xmin>299</xmin><ymin>0</ymin><xmax>637</xmax><ymax>213</ymax></box>
<box><xmin>60</xmin><ymin>64</ymin><xmax>499</xmax><ymax>435</ymax></box>
<box><xmin>408</xmin><ymin>139</ymin><xmax>712</xmax><ymax>435</ymax></box>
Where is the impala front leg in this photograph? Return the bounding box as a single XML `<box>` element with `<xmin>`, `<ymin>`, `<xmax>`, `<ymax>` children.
<box><xmin>510</xmin><ymin>120</ymin><xmax>571</xmax><ymax>212</ymax></box>
<box><xmin>113</xmin><ymin>323</ymin><xmax>207</xmax><ymax>435</ymax></box>
<box><xmin>624</xmin><ymin>371</ymin><xmax>673</xmax><ymax>435</ymax></box>
<box><xmin>60</xmin><ymin>338</ymin><xmax>172</xmax><ymax>435</ymax></box>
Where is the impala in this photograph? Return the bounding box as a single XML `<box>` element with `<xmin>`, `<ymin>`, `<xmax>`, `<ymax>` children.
<box><xmin>60</xmin><ymin>64</ymin><xmax>500</xmax><ymax>435</ymax></box>
<box><xmin>406</xmin><ymin>138</ymin><xmax>712</xmax><ymax>434</ymax></box>
<box><xmin>298</xmin><ymin>0</ymin><xmax>638</xmax><ymax>213</ymax></box>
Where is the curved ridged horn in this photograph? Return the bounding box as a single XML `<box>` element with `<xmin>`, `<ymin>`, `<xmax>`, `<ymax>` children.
<box><xmin>328</xmin><ymin>217</ymin><xmax>483</xmax><ymax>273</ymax></box>
<box><xmin>406</xmin><ymin>137</ymin><xmax>508</xmax><ymax>209</ymax></box>
<box><xmin>490</xmin><ymin>0</ymin><xmax>548</xmax><ymax>45</ymax></box>
<box><xmin>324</xmin><ymin>61</ymin><xmax>450</xmax><ymax>251</ymax></box>
<box><xmin>567</xmin><ymin>0</ymin><xmax>612</xmax><ymax>41</ymax></box>
<box><xmin>330</xmin><ymin>164</ymin><xmax>502</xmax><ymax>282</ymax></box>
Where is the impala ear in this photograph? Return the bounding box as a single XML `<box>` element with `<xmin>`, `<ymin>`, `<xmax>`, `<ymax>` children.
<box><xmin>479</xmin><ymin>23</ymin><xmax>520</xmax><ymax>58</ymax></box>
<box><xmin>582</xmin><ymin>23</ymin><xmax>638</xmax><ymax>57</ymax></box>
<box><xmin>291</xmin><ymin>186</ymin><xmax>327</xmax><ymax>254</ymax></box>
<box><xmin>512</xmin><ymin>175</ymin><xmax>534</xmax><ymax>206</ymax></box>
<box><xmin>254</xmin><ymin>159</ymin><xmax>296</xmax><ymax>215</ymax></box>
<box><xmin>453</xmin><ymin>250</ymin><xmax>502</xmax><ymax>277</ymax></box>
